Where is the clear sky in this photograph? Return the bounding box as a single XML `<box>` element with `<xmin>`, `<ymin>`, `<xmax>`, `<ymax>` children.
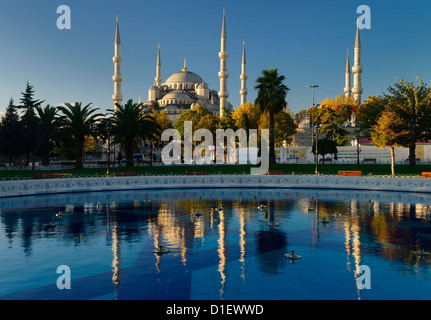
<box><xmin>1</xmin><ymin>0</ymin><xmax>431</xmax><ymax>116</ymax></box>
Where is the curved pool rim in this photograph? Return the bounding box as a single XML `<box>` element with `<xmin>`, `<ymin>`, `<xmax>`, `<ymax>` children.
<box><xmin>1</xmin><ymin>174</ymin><xmax>431</xmax><ymax>198</ymax></box>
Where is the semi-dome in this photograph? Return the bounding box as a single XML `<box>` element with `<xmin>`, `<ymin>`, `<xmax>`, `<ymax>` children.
<box><xmin>162</xmin><ymin>90</ymin><xmax>193</xmax><ymax>100</ymax></box>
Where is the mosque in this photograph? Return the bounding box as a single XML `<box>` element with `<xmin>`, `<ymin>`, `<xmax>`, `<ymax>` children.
<box><xmin>112</xmin><ymin>9</ymin><xmax>247</xmax><ymax>123</ymax></box>
<box><xmin>112</xmin><ymin>9</ymin><xmax>363</xmax><ymax>131</ymax></box>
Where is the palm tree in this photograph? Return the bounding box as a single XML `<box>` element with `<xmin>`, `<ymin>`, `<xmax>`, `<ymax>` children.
<box><xmin>254</xmin><ymin>68</ymin><xmax>290</xmax><ymax>164</ymax></box>
<box><xmin>35</xmin><ymin>105</ymin><xmax>60</xmax><ymax>165</ymax></box>
<box><xmin>58</xmin><ymin>102</ymin><xmax>102</xmax><ymax>169</ymax></box>
<box><xmin>108</xmin><ymin>99</ymin><xmax>161</xmax><ymax>167</ymax></box>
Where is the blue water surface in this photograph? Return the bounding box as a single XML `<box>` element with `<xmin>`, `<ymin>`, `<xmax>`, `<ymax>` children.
<box><xmin>1</xmin><ymin>188</ymin><xmax>431</xmax><ymax>300</ymax></box>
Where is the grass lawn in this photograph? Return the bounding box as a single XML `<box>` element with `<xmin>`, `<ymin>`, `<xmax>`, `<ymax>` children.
<box><xmin>1</xmin><ymin>163</ymin><xmax>431</xmax><ymax>179</ymax></box>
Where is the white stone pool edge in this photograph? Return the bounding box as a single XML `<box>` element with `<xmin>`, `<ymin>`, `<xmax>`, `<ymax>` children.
<box><xmin>1</xmin><ymin>174</ymin><xmax>431</xmax><ymax>198</ymax></box>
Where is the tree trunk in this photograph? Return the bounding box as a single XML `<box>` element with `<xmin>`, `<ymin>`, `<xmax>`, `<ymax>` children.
<box><xmin>42</xmin><ymin>152</ymin><xmax>50</xmax><ymax>166</ymax></box>
<box><xmin>390</xmin><ymin>146</ymin><xmax>395</xmax><ymax>176</ymax></box>
<box><xmin>125</xmin><ymin>140</ymin><xmax>134</xmax><ymax>167</ymax></box>
<box><xmin>75</xmin><ymin>140</ymin><xmax>84</xmax><ymax>169</ymax></box>
<box><xmin>150</xmin><ymin>142</ymin><xmax>153</xmax><ymax>167</ymax></box>
<box><xmin>269</xmin><ymin>111</ymin><xmax>276</xmax><ymax>165</ymax></box>
<box><xmin>409</xmin><ymin>144</ymin><xmax>416</xmax><ymax>168</ymax></box>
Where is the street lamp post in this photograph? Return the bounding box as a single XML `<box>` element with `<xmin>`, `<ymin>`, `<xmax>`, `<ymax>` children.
<box><xmin>354</xmin><ymin>136</ymin><xmax>360</xmax><ymax>165</ymax></box>
<box><xmin>106</xmin><ymin>122</ymin><xmax>112</xmax><ymax>177</ymax></box>
<box><xmin>308</xmin><ymin>85</ymin><xmax>319</xmax><ymax>175</ymax></box>
<box><xmin>315</xmin><ymin>123</ymin><xmax>319</xmax><ymax>174</ymax></box>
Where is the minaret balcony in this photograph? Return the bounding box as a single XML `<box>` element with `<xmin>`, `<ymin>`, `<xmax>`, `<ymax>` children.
<box><xmin>351</xmin><ymin>87</ymin><xmax>363</xmax><ymax>95</ymax></box>
<box><xmin>112</xmin><ymin>56</ymin><xmax>123</xmax><ymax>63</ymax></box>
<box><xmin>112</xmin><ymin>93</ymin><xmax>123</xmax><ymax>101</ymax></box>
<box><xmin>112</xmin><ymin>75</ymin><xmax>123</xmax><ymax>82</ymax></box>
<box><xmin>218</xmin><ymin>52</ymin><xmax>229</xmax><ymax>60</ymax></box>
<box><xmin>218</xmin><ymin>91</ymin><xmax>229</xmax><ymax>99</ymax></box>
<box><xmin>352</xmin><ymin>65</ymin><xmax>363</xmax><ymax>73</ymax></box>
<box><xmin>218</xmin><ymin>71</ymin><xmax>229</xmax><ymax>79</ymax></box>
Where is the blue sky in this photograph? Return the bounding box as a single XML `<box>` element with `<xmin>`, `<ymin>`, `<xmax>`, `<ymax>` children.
<box><xmin>1</xmin><ymin>0</ymin><xmax>431</xmax><ymax>116</ymax></box>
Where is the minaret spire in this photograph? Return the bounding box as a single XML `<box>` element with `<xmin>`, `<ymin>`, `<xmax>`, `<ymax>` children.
<box><xmin>218</xmin><ymin>8</ymin><xmax>229</xmax><ymax>117</ymax></box>
<box><xmin>155</xmin><ymin>43</ymin><xmax>162</xmax><ymax>87</ymax></box>
<box><xmin>240</xmin><ymin>40</ymin><xmax>248</xmax><ymax>105</ymax></box>
<box><xmin>344</xmin><ymin>50</ymin><xmax>351</xmax><ymax>98</ymax></box>
<box><xmin>112</xmin><ymin>15</ymin><xmax>123</xmax><ymax>111</ymax></box>
<box><xmin>352</xmin><ymin>26</ymin><xmax>363</xmax><ymax>104</ymax></box>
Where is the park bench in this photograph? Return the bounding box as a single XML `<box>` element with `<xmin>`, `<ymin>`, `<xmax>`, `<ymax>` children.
<box><xmin>186</xmin><ymin>170</ymin><xmax>209</xmax><ymax>175</ymax></box>
<box><xmin>34</xmin><ymin>172</ymin><xmax>72</xmax><ymax>179</ymax></box>
<box><xmin>338</xmin><ymin>171</ymin><xmax>362</xmax><ymax>177</ymax></box>
<box><xmin>421</xmin><ymin>172</ymin><xmax>431</xmax><ymax>178</ymax></box>
<box><xmin>113</xmin><ymin>171</ymin><xmax>137</xmax><ymax>177</ymax></box>
<box><xmin>362</xmin><ymin>158</ymin><xmax>377</xmax><ymax>164</ymax></box>
<box><xmin>263</xmin><ymin>170</ymin><xmax>283</xmax><ymax>175</ymax></box>
<box><xmin>12</xmin><ymin>163</ymin><xmax>28</xmax><ymax>167</ymax></box>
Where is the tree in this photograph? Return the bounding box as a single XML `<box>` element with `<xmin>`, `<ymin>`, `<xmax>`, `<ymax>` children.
<box><xmin>316</xmin><ymin>106</ymin><xmax>349</xmax><ymax>146</ymax></box>
<box><xmin>218</xmin><ymin>106</ymin><xmax>236</xmax><ymax>130</ymax></box>
<box><xmin>18</xmin><ymin>82</ymin><xmax>44</xmax><ymax>164</ymax></box>
<box><xmin>384</xmin><ymin>78</ymin><xmax>431</xmax><ymax>167</ymax></box>
<box><xmin>254</xmin><ymin>68</ymin><xmax>290</xmax><ymax>164</ymax></box>
<box><xmin>0</xmin><ymin>98</ymin><xmax>24</xmax><ymax>164</ymax></box>
<box><xmin>150</xmin><ymin>109</ymin><xmax>173</xmax><ymax>132</ymax></box>
<box><xmin>311</xmin><ymin>138</ymin><xmax>338</xmax><ymax>164</ymax></box>
<box><xmin>58</xmin><ymin>102</ymin><xmax>102</xmax><ymax>169</ymax></box>
<box><xmin>35</xmin><ymin>105</ymin><xmax>60</xmax><ymax>165</ymax></box>
<box><xmin>232</xmin><ymin>102</ymin><xmax>262</xmax><ymax>130</ymax></box>
<box><xmin>355</xmin><ymin>95</ymin><xmax>387</xmax><ymax>138</ymax></box>
<box><xmin>174</xmin><ymin>104</ymin><xmax>215</xmax><ymax>138</ymax></box>
<box><xmin>371</xmin><ymin>107</ymin><xmax>409</xmax><ymax>176</ymax></box>
<box><xmin>258</xmin><ymin>110</ymin><xmax>297</xmax><ymax>147</ymax></box>
<box><xmin>318</xmin><ymin>94</ymin><xmax>357</xmax><ymax>124</ymax></box>
<box><xmin>237</xmin><ymin>112</ymin><xmax>250</xmax><ymax>132</ymax></box>
<box><xmin>109</xmin><ymin>99</ymin><xmax>161</xmax><ymax>167</ymax></box>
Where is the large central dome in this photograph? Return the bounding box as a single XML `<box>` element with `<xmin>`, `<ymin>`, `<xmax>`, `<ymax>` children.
<box><xmin>164</xmin><ymin>70</ymin><xmax>203</xmax><ymax>85</ymax></box>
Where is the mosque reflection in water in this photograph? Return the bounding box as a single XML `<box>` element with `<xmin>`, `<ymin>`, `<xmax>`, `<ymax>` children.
<box><xmin>1</xmin><ymin>189</ymin><xmax>431</xmax><ymax>300</ymax></box>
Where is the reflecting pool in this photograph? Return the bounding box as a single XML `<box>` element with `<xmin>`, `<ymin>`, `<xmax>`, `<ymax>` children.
<box><xmin>1</xmin><ymin>188</ymin><xmax>431</xmax><ymax>300</ymax></box>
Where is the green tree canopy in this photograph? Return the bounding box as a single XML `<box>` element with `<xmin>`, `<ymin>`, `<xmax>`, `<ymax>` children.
<box><xmin>0</xmin><ymin>98</ymin><xmax>24</xmax><ymax>164</ymax></box>
<box><xmin>255</xmin><ymin>68</ymin><xmax>290</xmax><ymax>164</ymax></box>
<box><xmin>58</xmin><ymin>102</ymin><xmax>102</xmax><ymax>169</ymax></box>
<box><xmin>384</xmin><ymin>78</ymin><xmax>431</xmax><ymax>167</ymax></box>
<box><xmin>35</xmin><ymin>105</ymin><xmax>60</xmax><ymax>165</ymax></box>
<box><xmin>311</xmin><ymin>138</ymin><xmax>338</xmax><ymax>163</ymax></box>
<box><xmin>109</xmin><ymin>99</ymin><xmax>161</xmax><ymax>167</ymax></box>
<box><xmin>371</xmin><ymin>107</ymin><xmax>409</xmax><ymax>176</ymax></box>
<box><xmin>258</xmin><ymin>110</ymin><xmax>297</xmax><ymax>147</ymax></box>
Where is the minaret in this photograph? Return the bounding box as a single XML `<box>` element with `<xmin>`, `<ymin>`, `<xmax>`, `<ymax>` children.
<box><xmin>218</xmin><ymin>8</ymin><xmax>229</xmax><ymax>117</ymax></box>
<box><xmin>352</xmin><ymin>27</ymin><xmax>363</xmax><ymax>104</ymax></box>
<box><xmin>239</xmin><ymin>40</ymin><xmax>248</xmax><ymax>106</ymax></box>
<box><xmin>112</xmin><ymin>15</ymin><xmax>123</xmax><ymax>111</ymax></box>
<box><xmin>155</xmin><ymin>43</ymin><xmax>162</xmax><ymax>87</ymax></box>
<box><xmin>344</xmin><ymin>50</ymin><xmax>352</xmax><ymax>98</ymax></box>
